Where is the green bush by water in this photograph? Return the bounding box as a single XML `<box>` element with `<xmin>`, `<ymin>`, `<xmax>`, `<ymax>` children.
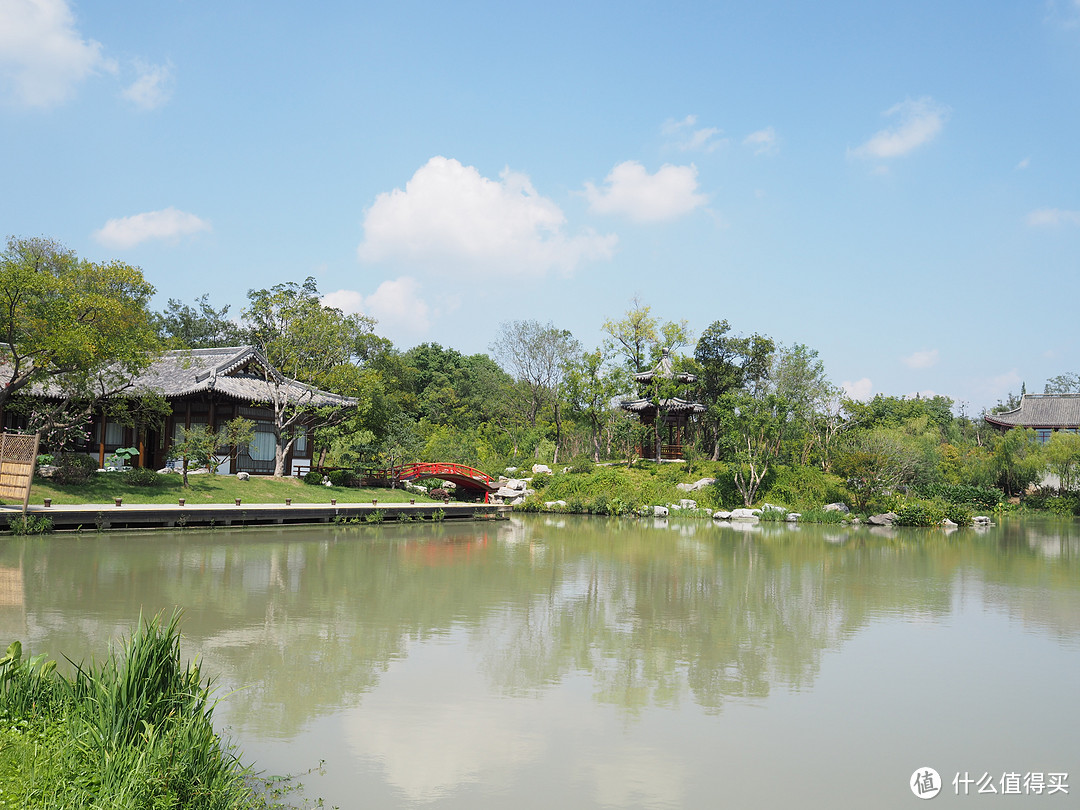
<box><xmin>0</xmin><ymin>611</ymin><xmax>257</xmax><ymax>809</ymax></box>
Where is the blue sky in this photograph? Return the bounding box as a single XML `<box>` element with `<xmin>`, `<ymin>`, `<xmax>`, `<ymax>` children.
<box><xmin>2</xmin><ymin>0</ymin><xmax>1079</xmax><ymax>413</ymax></box>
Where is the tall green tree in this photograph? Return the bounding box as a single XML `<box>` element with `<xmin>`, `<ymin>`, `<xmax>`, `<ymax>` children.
<box><xmin>602</xmin><ymin>297</ymin><xmax>691</xmax><ymax>375</ymax></box>
<box><xmin>154</xmin><ymin>294</ymin><xmax>244</xmax><ymax>348</ymax></box>
<box><xmin>0</xmin><ymin>236</ymin><xmax>159</xmax><ymax>414</ymax></box>
<box><xmin>1044</xmin><ymin>373</ymin><xmax>1080</xmax><ymax>394</ymax></box>
<box><xmin>1044</xmin><ymin>431</ymin><xmax>1080</xmax><ymax>491</ymax></box>
<box><xmin>243</xmin><ymin>277</ymin><xmax>380</xmax><ymax>476</ymax></box>
<box><xmin>693</xmin><ymin>320</ymin><xmax>775</xmax><ymax>460</ymax></box>
<box><xmin>721</xmin><ymin>391</ymin><xmax>791</xmax><ymax>506</ymax></box>
<box><xmin>490</xmin><ymin>319</ymin><xmax>580</xmax><ymax>461</ymax></box>
<box><xmin>564</xmin><ymin>348</ymin><xmax>624</xmax><ymax>462</ymax></box>
<box><xmin>989</xmin><ymin>427</ymin><xmax>1043</xmax><ymax>496</ymax></box>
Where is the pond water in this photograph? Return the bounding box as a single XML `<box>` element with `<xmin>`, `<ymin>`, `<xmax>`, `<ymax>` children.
<box><xmin>1</xmin><ymin>515</ymin><xmax>1078</xmax><ymax>808</ymax></box>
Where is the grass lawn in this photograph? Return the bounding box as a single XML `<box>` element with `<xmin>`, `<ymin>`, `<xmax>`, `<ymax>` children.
<box><xmin>15</xmin><ymin>473</ymin><xmax>439</xmax><ymax>507</ymax></box>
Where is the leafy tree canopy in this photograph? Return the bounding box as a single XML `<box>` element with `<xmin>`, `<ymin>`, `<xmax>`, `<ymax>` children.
<box><xmin>1044</xmin><ymin>373</ymin><xmax>1080</xmax><ymax>394</ymax></box>
<box><xmin>0</xmin><ymin>236</ymin><xmax>159</xmax><ymax>412</ymax></box>
<box><xmin>154</xmin><ymin>294</ymin><xmax>244</xmax><ymax>349</ymax></box>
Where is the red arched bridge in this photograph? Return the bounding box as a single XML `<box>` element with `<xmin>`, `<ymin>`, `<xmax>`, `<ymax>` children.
<box><xmin>377</xmin><ymin>462</ymin><xmax>498</xmax><ymax>501</ymax></box>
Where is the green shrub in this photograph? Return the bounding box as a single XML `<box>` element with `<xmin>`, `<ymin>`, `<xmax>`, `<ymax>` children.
<box><xmin>328</xmin><ymin>469</ymin><xmax>356</xmax><ymax>488</ymax></box>
<box><xmin>515</xmin><ymin>494</ymin><xmax>543</xmax><ymax>512</ymax></box>
<box><xmin>52</xmin><ymin>453</ymin><xmax>98</xmax><ymax>485</ymax></box>
<box><xmin>568</xmin><ymin>456</ymin><xmax>594</xmax><ymax>474</ymax></box>
<box><xmin>303</xmin><ymin>470</ymin><xmax>324</xmax><ymax>485</ymax></box>
<box><xmin>943</xmin><ymin>502</ymin><xmax>974</xmax><ymax>526</ymax></box>
<box><xmin>122</xmin><ymin>467</ymin><xmax>162</xmax><ymax>487</ymax></box>
<box><xmin>708</xmin><ymin>469</ymin><xmax>742</xmax><ymax>510</ymax></box>
<box><xmin>430</xmin><ymin>488</ymin><xmax>449</xmax><ymax>500</ymax></box>
<box><xmin>566</xmin><ymin>496</ymin><xmax>587</xmax><ymax>513</ymax></box>
<box><xmin>914</xmin><ymin>482</ymin><xmax>1003</xmax><ymax>509</ymax></box>
<box><xmin>530</xmin><ymin>472</ymin><xmax>551</xmax><ymax>490</ymax></box>
<box><xmin>7</xmin><ymin>515</ymin><xmax>53</xmax><ymax>535</ymax></box>
<box><xmin>1023</xmin><ymin>491</ymin><xmax>1080</xmax><ymax>515</ymax></box>
<box><xmin>766</xmin><ymin>464</ymin><xmax>832</xmax><ymax>508</ymax></box>
<box><xmin>894</xmin><ymin>499</ymin><xmax>948</xmax><ymax>527</ymax></box>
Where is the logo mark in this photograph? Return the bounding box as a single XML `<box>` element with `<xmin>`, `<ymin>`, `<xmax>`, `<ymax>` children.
<box><xmin>911</xmin><ymin>767</ymin><xmax>942</xmax><ymax>799</ymax></box>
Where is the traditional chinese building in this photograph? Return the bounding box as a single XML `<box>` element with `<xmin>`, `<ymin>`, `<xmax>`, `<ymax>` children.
<box><xmin>2</xmin><ymin>346</ymin><xmax>356</xmax><ymax>474</ymax></box>
<box><xmin>619</xmin><ymin>348</ymin><xmax>704</xmax><ymax>460</ymax></box>
<box><xmin>984</xmin><ymin>393</ymin><xmax>1080</xmax><ymax>444</ymax></box>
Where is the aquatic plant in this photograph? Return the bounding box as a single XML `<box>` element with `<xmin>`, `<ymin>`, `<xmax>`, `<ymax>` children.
<box><xmin>0</xmin><ymin>611</ymin><xmax>257</xmax><ymax>809</ymax></box>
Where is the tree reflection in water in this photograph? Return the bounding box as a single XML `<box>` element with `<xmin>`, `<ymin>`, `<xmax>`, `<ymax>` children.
<box><xmin>0</xmin><ymin>516</ymin><xmax>1076</xmax><ymax>738</ymax></box>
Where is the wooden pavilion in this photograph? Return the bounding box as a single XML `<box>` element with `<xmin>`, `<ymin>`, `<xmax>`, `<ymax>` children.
<box><xmin>619</xmin><ymin>349</ymin><xmax>704</xmax><ymax>460</ymax></box>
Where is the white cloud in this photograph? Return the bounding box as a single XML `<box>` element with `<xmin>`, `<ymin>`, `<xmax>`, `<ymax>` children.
<box><xmin>743</xmin><ymin>126</ymin><xmax>778</xmax><ymax>155</ymax></box>
<box><xmin>662</xmin><ymin>115</ymin><xmax>727</xmax><ymax>153</ymax></box>
<box><xmin>93</xmin><ymin>207</ymin><xmax>211</xmax><ymax>249</ymax></box>
<box><xmin>0</xmin><ymin>0</ymin><xmax>115</xmax><ymax>107</ymax></box>
<box><xmin>358</xmin><ymin>156</ymin><xmax>616</xmax><ymax>275</ymax></box>
<box><xmin>584</xmin><ymin>161</ymin><xmax>707</xmax><ymax>223</ymax></box>
<box><xmin>842</xmin><ymin>378</ymin><xmax>873</xmax><ymax>401</ymax></box>
<box><xmin>1026</xmin><ymin>208</ymin><xmax>1080</xmax><ymax>227</ymax></box>
<box><xmin>902</xmin><ymin>349</ymin><xmax>939</xmax><ymax>369</ymax></box>
<box><xmin>322</xmin><ymin>277</ymin><xmax>432</xmax><ymax>337</ymax></box>
<box><xmin>1016</xmin><ymin>157</ymin><xmax>1031</xmax><ymax>170</ymax></box>
<box><xmin>851</xmin><ymin>97</ymin><xmax>949</xmax><ymax>159</ymax></box>
<box><xmin>122</xmin><ymin>60</ymin><xmax>173</xmax><ymax>110</ymax></box>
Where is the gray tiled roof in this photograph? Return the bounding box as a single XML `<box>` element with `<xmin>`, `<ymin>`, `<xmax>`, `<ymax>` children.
<box><xmin>11</xmin><ymin>346</ymin><xmax>355</xmax><ymax>408</ymax></box>
<box><xmin>620</xmin><ymin>397</ymin><xmax>705</xmax><ymax>415</ymax></box>
<box><xmin>984</xmin><ymin>394</ymin><xmax>1080</xmax><ymax>428</ymax></box>
<box><xmin>632</xmin><ymin>349</ymin><xmax>698</xmax><ymax>384</ymax></box>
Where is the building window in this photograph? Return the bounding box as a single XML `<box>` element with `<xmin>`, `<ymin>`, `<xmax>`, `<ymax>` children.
<box><xmin>294</xmin><ymin>427</ymin><xmax>307</xmax><ymax>456</ymax></box>
<box><xmin>104</xmin><ymin>421</ymin><xmax>124</xmax><ymax>446</ymax></box>
<box><xmin>1035</xmin><ymin>429</ymin><xmax>1053</xmax><ymax>444</ymax></box>
<box><xmin>248</xmin><ymin>424</ymin><xmax>276</xmax><ymax>461</ymax></box>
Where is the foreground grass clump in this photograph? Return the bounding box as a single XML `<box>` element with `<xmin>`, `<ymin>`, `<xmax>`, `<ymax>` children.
<box><xmin>0</xmin><ymin>611</ymin><xmax>258</xmax><ymax>809</ymax></box>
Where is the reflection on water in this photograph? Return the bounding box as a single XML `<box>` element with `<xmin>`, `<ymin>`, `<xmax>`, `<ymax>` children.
<box><xmin>0</xmin><ymin>516</ymin><xmax>1078</xmax><ymax>808</ymax></box>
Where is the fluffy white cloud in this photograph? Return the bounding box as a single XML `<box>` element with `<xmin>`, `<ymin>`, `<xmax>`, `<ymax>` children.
<box><xmin>851</xmin><ymin>97</ymin><xmax>948</xmax><ymax>159</ymax></box>
<box><xmin>0</xmin><ymin>0</ymin><xmax>115</xmax><ymax>107</ymax></box>
<box><xmin>93</xmin><ymin>207</ymin><xmax>211</xmax><ymax>249</ymax></box>
<box><xmin>1026</xmin><ymin>208</ymin><xmax>1080</xmax><ymax>227</ymax></box>
<box><xmin>358</xmin><ymin>157</ymin><xmax>616</xmax><ymax>275</ymax></box>
<box><xmin>662</xmin><ymin>115</ymin><xmax>727</xmax><ymax>152</ymax></box>
<box><xmin>743</xmin><ymin>127</ymin><xmax>778</xmax><ymax>155</ymax></box>
<box><xmin>842</xmin><ymin>378</ymin><xmax>873</xmax><ymax>401</ymax></box>
<box><xmin>322</xmin><ymin>277</ymin><xmax>432</xmax><ymax>337</ymax></box>
<box><xmin>902</xmin><ymin>349</ymin><xmax>939</xmax><ymax>369</ymax></box>
<box><xmin>584</xmin><ymin>161</ymin><xmax>707</xmax><ymax>223</ymax></box>
<box><xmin>122</xmin><ymin>60</ymin><xmax>173</xmax><ymax>110</ymax></box>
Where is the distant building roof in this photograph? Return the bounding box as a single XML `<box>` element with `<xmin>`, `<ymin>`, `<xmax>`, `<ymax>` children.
<box><xmin>12</xmin><ymin>346</ymin><xmax>355</xmax><ymax>408</ymax></box>
<box><xmin>620</xmin><ymin>397</ymin><xmax>705</xmax><ymax>416</ymax></box>
<box><xmin>632</xmin><ymin>348</ymin><xmax>698</xmax><ymax>385</ymax></box>
<box><xmin>984</xmin><ymin>394</ymin><xmax>1080</xmax><ymax>429</ymax></box>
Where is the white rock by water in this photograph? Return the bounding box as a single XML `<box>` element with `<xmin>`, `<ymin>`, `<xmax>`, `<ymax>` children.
<box><xmin>730</xmin><ymin>508</ymin><xmax>760</xmax><ymax>520</ymax></box>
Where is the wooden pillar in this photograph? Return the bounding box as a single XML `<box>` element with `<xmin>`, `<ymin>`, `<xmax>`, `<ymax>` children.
<box><xmin>98</xmin><ymin>405</ymin><xmax>106</xmax><ymax>467</ymax></box>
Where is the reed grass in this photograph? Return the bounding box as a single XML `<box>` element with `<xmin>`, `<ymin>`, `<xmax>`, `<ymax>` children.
<box><xmin>0</xmin><ymin>611</ymin><xmax>259</xmax><ymax>809</ymax></box>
